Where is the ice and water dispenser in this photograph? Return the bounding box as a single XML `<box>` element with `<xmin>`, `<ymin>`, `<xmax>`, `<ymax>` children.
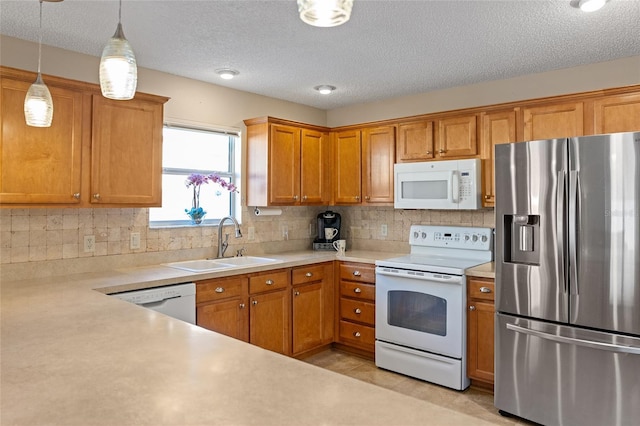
<box><xmin>503</xmin><ymin>214</ymin><xmax>540</xmax><ymax>265</ymax></box>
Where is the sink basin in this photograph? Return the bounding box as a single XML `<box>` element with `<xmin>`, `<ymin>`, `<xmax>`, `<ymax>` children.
<box><xmin>212</xmin><ymin>256</ymin><xmax>282</xmax><ymax>267</ymax></box>
<box><xmin>163</xmin><ymin>259</ymin><xmax>235</xmax><ymax>272</ymax></box>
<box><xmin>164</xmin><ymin>256</ymin><xmax>282</xmax><ymax>272</ymax></box>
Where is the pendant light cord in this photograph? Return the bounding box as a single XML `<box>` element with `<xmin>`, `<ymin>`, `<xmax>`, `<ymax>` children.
<box><xmin>118</xmin><ymin>0</ymin><xmax>122</xmax><ymax>25</ymax></box>
<box><xmin>37</xmin><ymin>0</ymin><xmax>43</xmax><ymax>75</ymax></box>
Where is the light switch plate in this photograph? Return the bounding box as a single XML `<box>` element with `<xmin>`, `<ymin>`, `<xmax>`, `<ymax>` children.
<box><xmin>247</xmin><ymin>227</ymin><xmax>255</xmax><ymax>241</ymax></box>
<box><xmin>130</xmin><ymin>232</ymin><xmax>141</xmax><ymax>250</ymax></box>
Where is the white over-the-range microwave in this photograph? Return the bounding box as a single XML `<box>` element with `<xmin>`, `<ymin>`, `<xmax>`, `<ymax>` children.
<box><xmin>394</xmin><ymin>158</ymin><xmax>482</xmax><ymax>210</ymax></box>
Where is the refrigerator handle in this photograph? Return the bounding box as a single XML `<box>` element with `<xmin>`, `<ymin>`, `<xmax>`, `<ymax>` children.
<box><xmin>556</xmin><ymin>170</ymin><xmax>567</xmax><ymax>293</ymax></box>
<box><xmin>569</xmin><ymin>171</ymin><xmax>579</xmax><ymax>295</ymax></box>
<box><xmin>506</xmin><ymin>323</ymin><xmax>640</xmax><ymax>355</ymax></box>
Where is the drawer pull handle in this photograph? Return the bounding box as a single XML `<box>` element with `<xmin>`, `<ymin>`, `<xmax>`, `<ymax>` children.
<box><xmin>479</xmin><ymin>287</ymin><xmax>492</xmax><ymax>293</ymax></box>
<box><xmin>469</xmin><ymin>305</ymin><xmax>476</xmax><ymax>311</ymax></box>
<box><xmin>354</xmin><ymin>308</ymin><xmax>362</xmax><ymax>314</ymax></box>
<box><xmin>354</xmin><ymin>287</ymin><xmax>362</xmax><ymax>294</ymax></box>
<box><xmin>353</xmin><ymin>331</ymin><xmax>361</xmax><ymax>338</ymax></box>
<box><xmin>252</xmin><ymin>300</ymin><xmax>258</xmax><ymax>305</ymax></box>
<box><xmin>353</xmin><ymin>271</ymin><xmax>361</xmax><ymax>276</ymax></box>
<box><xmin>239</xmin><ymin>303</ymin><xmax>245</xmax><ymax>309</ymax></box>
<box><xmin>265</xmin><ymin>279</ymin><xmax>274</xmax><ymax>285</ymax></box>
<box><xmin>93</xmin><ymin>193</ymin><xmax>101</xmax><ymax>200</ymax></box>
<box><xmin>215</xmin><ymin>287</ymin><xmax>225</xmax><ymax>293</ymax></box>
<box><xmin>294</xmin><ymin>291</ymin><xmax>300</xmax><ymax>296</ymax></box>
<box><xmin>73</xmin><ymin>193</ymin><xmax>80</xmax><ymax>199</ymax></box>
<box><xmin>305</xmin><ymin>272</ymin><xmax>313</xmax><ymax>277</ymax></box>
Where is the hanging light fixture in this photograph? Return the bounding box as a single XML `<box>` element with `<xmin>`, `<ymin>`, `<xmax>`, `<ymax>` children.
<box><xmin>297</xmin><ymin>0</ymin><xmax>354</xmax><ymax>27</ymax></box>
<box><xmin>24</xmin><ymin>0</ymin><xmax>55</xmax><ymax>127</ymax></box>
<box><xmin>99</xmin><ymin>0</ymin><xmax>137</xmax><ymax>100</ymax></box>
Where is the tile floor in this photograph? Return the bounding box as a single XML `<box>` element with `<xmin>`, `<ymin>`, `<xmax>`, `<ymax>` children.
<box><xmin>302</xmin><ymin>349</ymin><xmax>532</xmax><ymax>425</ymax></box>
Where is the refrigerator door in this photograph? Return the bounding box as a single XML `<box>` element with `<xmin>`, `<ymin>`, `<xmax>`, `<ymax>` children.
<box><xmin>569</xmin><ymin>132</ymin><xmax>640</xmax><ymax>336</ymax></box>
<box><xmin>495</xmin><ymin>313</ymin><xmax>640</xmax><ymax>426</ymax></box>
<box><xmin>495</xmin><ymin>139</ymin><xmax>569</xmax><ymax>322</ymax></box>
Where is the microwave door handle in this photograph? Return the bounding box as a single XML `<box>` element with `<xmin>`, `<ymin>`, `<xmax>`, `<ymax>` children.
<box><xmin>451</xmin><ymin>171</ymin><xmax>459</xmax><ymax>203</ymax></box>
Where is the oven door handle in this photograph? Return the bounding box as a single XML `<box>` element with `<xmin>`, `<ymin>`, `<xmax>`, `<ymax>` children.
<box><xmin>375</xmin><ymin>268</ymin><xmax>463</xmax><ymax>284</ymax></box>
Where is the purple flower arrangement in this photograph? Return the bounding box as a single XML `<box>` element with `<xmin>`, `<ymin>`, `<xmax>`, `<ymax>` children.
<box><xmin>185</xmin><ymin>173</ymin><xmax>238</xmax><ymax>224</ymax></box>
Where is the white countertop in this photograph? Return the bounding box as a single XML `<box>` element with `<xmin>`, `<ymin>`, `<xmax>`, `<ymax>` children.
<box><xmin>1</xmin><ymin>250</ymin><xmax>496</xmax><ymax>425</ymax></box>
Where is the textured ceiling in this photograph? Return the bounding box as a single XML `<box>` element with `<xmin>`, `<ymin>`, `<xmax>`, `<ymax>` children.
<box><xmin>1</xmin><ymin>0</ymin><xmax>639</xmax><ymax>110</ymax></box>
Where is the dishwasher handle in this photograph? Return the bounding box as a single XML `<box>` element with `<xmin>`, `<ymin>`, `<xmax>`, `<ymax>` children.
<box><xmin>136</xmin><ymin>295</ymin><xmax>182</xmax><ymax>306</ymax></box>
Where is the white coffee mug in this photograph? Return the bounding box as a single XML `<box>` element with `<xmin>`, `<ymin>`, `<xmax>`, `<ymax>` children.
<box><xmin>324</xmin><ymin>228</ymin><xmax>338</xmax><ymax>240</ymax></box>
<box><xmin>332</xmin><ymin>239</ymin><xmax>346</xmax><ymax>255</ymax></box>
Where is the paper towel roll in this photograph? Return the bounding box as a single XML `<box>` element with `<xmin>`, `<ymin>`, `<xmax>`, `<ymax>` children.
<box><xmin>254</xmin><ymin>207</ymin><xmax>282</xmax><ymax>216</ymax></box>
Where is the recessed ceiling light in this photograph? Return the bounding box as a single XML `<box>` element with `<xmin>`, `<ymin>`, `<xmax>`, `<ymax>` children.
<box><xmin>575</xmin><ymin>0</ymin><xmax>607</xmax><ymax>12</ymax></box>
<box><xmin>314</xmin><ymin>85</ymin><xmax>336</xmax><ymax>95</ymax></box>
<box><xmin>216</xmin><ymin>68</ymin><xmax>239</xmax><ymax>80</ymax></box>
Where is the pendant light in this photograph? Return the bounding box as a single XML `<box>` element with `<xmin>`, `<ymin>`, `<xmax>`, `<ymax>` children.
<box><xmin>24</xmin><ymin>0</ymin><xmax>54</xmax><ymax>127</ymax></box>
<box><xmin>297</xmin><ymin>0</ymin><xmax>354</xmax><ymax>27</ymax></box>
<box><xmin>99</xmin><ymin>0</ymin><xmax>137</xmax><ymax>100</ymax></box>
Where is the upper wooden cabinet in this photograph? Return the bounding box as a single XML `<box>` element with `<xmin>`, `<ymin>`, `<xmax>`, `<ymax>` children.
<box><xmin>592</xmin><ymin>93</ymin><xmax>640</xmax><ymax>134</ymax></box>
<box><xmin>396</xmin><ymin>120</ymin><xmax>434</xmax><ymax>162</ymax></box>
<box><xmin>480</xmin><ymin>110</ymin><xmax>517</xmax><ymax>207</ymax></box>
<box><xmin>522</xmin><ymin>101</ymin><xmax>584</xmax><ymax>141</ymax></box>
<box><xmin>0</xmin><ymin>66</ymin><xmax>168</xmax><ymax>208</ymax></box>
<box><xmin>244</xmin><ymin>117</ymin><xmax>330</xmax><ymax>207</ymax></box>
<box><xmin>436</xmin><ymin>114</ymin><xmax>479</xmax><ymax>158</ymax></box>
<box><xmin>362</xmin><ymin>126</ymin><xmax>395</xmax><ymax>204</ymax></box>
<box><xmin>334</xmin><ymin>130</ymin><xmax>362</xmax><ymax>205</ymax></box>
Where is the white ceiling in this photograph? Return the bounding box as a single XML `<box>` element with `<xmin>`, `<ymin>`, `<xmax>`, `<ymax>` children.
<box><xmin>2</xmin><ymin>0</ymin><xmax>639</xmax><ymax>110</ymax></box>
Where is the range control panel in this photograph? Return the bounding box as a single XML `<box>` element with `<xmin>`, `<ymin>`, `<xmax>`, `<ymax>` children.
<box><xmin>408</xmin><ymin>225</ymin><xmax>493</xmax><ymax>250</ymax></box>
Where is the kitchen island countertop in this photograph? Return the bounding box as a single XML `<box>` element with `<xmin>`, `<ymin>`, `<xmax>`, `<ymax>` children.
<box><xmin>1</xmin><ymin>250</ymin><xmax>494</xmax><ymax>425</ymax></box>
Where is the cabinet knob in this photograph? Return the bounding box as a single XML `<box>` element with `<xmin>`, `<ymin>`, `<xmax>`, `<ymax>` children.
<box><xmin>479</xmin><ymin>286</ymin><xmax>492</xmax><ymax>293</ymax></box>
<box><xmin>354</xmin><ymin>287</ymin><xmax>362</xmax><ymax>294</ymax></box>
<box><xmin>426</xmin><ymin>150</ymin><xmax>432</xmax><ymax>155</ymax></box>
<box><xmin>215</xmin><ymin>287</ymin><xmax>225</xmax><ymax>293</ymax></box>
<box><xmin>265</xmin><ymin>279</ymin><xmax>274</xmax><ymax>285</ymax></box>
<box><xmin>355</xmin><ymin>195</ymin><xmax>360</xmax><ymax>201</ymax></box>
<box><xmin>294</xmin><ymin>291</ymin><xmax>300</xmax><ymax>296</ymax></box>
<box><xmin>93</xmin><ymin>193</ymin><xmax>101</xmax><ymax>200</ymax></box>
<box><xmin>239</xmin><ymin>303</ymin><xmax>245</xmax><ymax>309</ymax></box>
<box><xmin>354</xmin><ymin>308</ymin><xmax>362</xmax><ymax>314</ymax></box>
<box><xmin>469</xmin><ymin>305</ymin><xmax>476</xmax><ymax>311</ymax></box>
<box><xmin>353</xmin><ymin>270</ymin><xmax>361</xmax><ymax>276</ymax></box>
<box><xmin>252</xmin><ymin>300</ymin><xmax>258</xmax><ymax>305</ymax></box>
<box><xmin>365</xmin><ymin>196</ymin><xmax>371</xmax><ymax>201</ymax></box>
<box><xmin>302</xmin><ymin>195</ymin><xmax>308</xmax><ymax>201</ymax></box>
<box><xmin>293</xmin><ymin>195</ymin><xmax>299</xmax><ymax>201</ymax></box>
<box><xmin>305</xmin><ymin>272</ymin><xmax>313</xmax><ymax>277</ymax></box>
<box><xmin>72</xmin><ymin>193</ymin><xmax>80</xmax><ymax>199</ymax></box>
<box><xmin>353</xmin><ymin>331</ymin><xmax>361</xmax><ymax>338</ymax></box>
<box><xmin>484</xmin><ymin>195</ymin><xmax>490</xmax><ymax>199</ymax></box>
<box><xmin>439</xmin><ymin>149</ymin><xmax>445</xmax><ymax>154</ymax></box>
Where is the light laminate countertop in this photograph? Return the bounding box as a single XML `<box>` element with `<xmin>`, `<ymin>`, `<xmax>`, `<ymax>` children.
<box><xmin>465</xmin><ymin>261</ymin><xmax>496</xmax><ymax>279</ymax></box>
<box><xmin>1</xmin><ymin>250</ymin><xmax>495</xmax><ymax>426</ymax></box>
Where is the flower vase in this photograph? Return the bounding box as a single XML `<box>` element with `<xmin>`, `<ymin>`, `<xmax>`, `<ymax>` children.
<box><xmin>186</xmin><ymin>207</ymin><xmax>206</xmax><ymax>225</ymax></box>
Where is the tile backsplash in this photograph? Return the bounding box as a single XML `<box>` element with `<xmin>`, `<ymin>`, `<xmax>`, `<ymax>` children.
<box><xmin>0</xmin><ymin>206</ymin><xmax>494</xmax><ymax>280</ymax></box>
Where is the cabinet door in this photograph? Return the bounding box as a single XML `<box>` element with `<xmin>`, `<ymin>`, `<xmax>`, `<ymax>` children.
<box><xmin>300</xmin><ymin>129</ymin><xmax>328</xmax><ymax>204</ymax></box>
<box><xmin>91</xmin><ymin>96</ymin><xmax>163</xmax><ymax>205</ymax></box>
<box><xmin>362</xmin><ymin>126</ymin><xmax>395</xmax><ymax>204</ymax></box>
<box><xmin>480</xmin><ymin>110</ymin><xmax>517</xmax><ymax>207</ymax></box>
<box><xmin>467</xmin><ymin>300</ymin><xmax>495</xmax><ymax>384</ymax></box>
<box><xmin>0</xmin><ymin>77</ymin><xmax>83</xmax><ymax>204</ymax></box>
<box><xmin>396</xmin><ymin>120</ymin><xmax>434</xmax><ymax>162</ymax></box>
<box><xmin>437</xmin><ymin>115</ymin><xmax>478</xmax><ymax>158</ymax></box>
<box><xmin>593</xmin><ymin>93</ymin><xmax>640</xmax><ymax>134</ymax></box>
<box><xmin>292</xmin><ymin>282</ymin><xmax>325</xmax><ymax>354</ymax></box>
<box><xmin>269</xmin><ymin>124</ymin><xmax>301</xmax><ymax>205</ymax></box>
<box><xmin>334</xmin><ymin>130</ymin><xmax>361</xmax><ymax>204</ymax></box>
<box><xmin>250</xmin><ymin>290</ymin><xmax>290</xmax><ymax>355</ymax></box>
<box><xmin>523</xmin><ymin>102</ymin><xmax>584</xmax><ymax>141</ymax></box>
<box><xmin>197</xmin><ymin>297</ymin><xmax>249</xmax><ymax>342</ymax></box>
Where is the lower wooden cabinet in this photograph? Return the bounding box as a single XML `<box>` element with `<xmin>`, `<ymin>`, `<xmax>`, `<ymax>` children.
<box><xmin>337</xmin><ymin>262</ymin><xmax>376</xmax><ymax>355</ymax></box>
<box><xmin>196</xmin><ymin>276</ymin><xmax>249</xmax><ymax>342</ymax></box>
<box><xmin>467</xmin><ymin>277</ymin><xmax>495</xmax><ymax>390</ymax></box>
<box><xmin>250</xmin><ymin>288</ymin><xmax>290</xmax><ymax>355</ymax></box>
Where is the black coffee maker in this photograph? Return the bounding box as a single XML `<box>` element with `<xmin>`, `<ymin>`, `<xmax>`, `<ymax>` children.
<box><xmin>313</xmin><ymin>211</ymin><xmax>341</xmax><ymax>250</ymax></box>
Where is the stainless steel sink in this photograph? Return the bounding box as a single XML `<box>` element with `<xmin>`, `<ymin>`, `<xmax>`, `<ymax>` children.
<box><xmin>164</xmin><ymin>256</ymin><xmax>282</xmax><ymax>272</ymax></box>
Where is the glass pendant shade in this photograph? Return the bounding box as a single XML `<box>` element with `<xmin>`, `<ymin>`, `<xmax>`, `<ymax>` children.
<box><xmin>24</xmin><ymin>73</ymin><xmax>54</xmax><ymax>127</ymax></box>
<box><xmin>297</xmin><ymin>0</ymin><xmax>354</xmax><ymax>27</ymax></box>
<box><xmin>99</xmin><ymin>22</ymin><xmax>137</xmax><ymax>100</ymax></box>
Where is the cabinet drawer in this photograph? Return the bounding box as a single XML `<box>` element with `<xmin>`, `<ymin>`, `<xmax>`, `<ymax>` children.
<box><xmin>249</xmin><ymin>270</ymin><xmax>290</xmax><ymax>294</ymax></box>
<box><xmin>340</xmin><ymin>281</ymin><xmax>375</xmax><ymax>301</ymax></box>
<box><xmin>196</xmin><ymin>276</ymin><xmax>245</xmax><ymax>304</ymax></box>
<box><xmin>339</xmin><ymin>263</ymin><xmax>375</xmax><ymax>283</ymax></box>
<box><xmin>339</xmin><ymin>320</ymin><xmax>375</xmax><ymax>347</ymax></box>
<box><xmin>340</xmin><ymin>298</ymin><xmax>375</xmax><ymax>325</ymax></box>
<box><xmin>292</xmin><ymin>264</ymin><xmax>325</xmax><ymax>285</ymax></box>
<box><xmin>468</xmin><ymin>278</ymin><xmax>495</xmax><ymax>302</ymax></box>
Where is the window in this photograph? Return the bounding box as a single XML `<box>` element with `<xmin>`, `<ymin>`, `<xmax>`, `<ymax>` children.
<box><xmin>149</xmin><ymin>124</ymin><xmax>240</xmax><ymax>227</ymax></box>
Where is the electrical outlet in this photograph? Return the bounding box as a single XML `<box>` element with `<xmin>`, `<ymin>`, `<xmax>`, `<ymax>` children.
<box><xmin>84</xmin><ymin>235</ymin><xmax>95</xmax><ymax>253</ymax></box>
<box><xmin>381</xmin><ymin>224</ymin><xmax>388</xmax><ymax>237</ymax></box>
<box><xmin>247</xmin><ymin>226</ymin><xmax>255</xmax><ymax>241</ymax></box>
<box><xmin>130</xmin><ymin>232</ymin><xmax>141</xmax><ymax>250</ymax></box>
<box><xmin>282</xmin><ymin>225</ymin><xmax>289</xmax><ymax>241</ymax></box>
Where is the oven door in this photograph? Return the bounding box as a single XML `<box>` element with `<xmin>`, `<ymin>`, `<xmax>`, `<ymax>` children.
<box><xmin>375</xmin><ymin>266</ymin><xmax>466</xmax><ymax>359</ymax></box>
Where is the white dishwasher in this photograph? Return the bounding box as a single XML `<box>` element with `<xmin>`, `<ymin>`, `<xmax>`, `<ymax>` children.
<box><xmin>110</xmin><ymin>282</ymin><xmax>196</xmax><ymax>324</ymax></box>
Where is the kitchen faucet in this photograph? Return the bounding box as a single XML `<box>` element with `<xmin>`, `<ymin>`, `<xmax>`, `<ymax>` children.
<box><xmin>217</xmin><ymin>216</ymin><xmax>242</xmax><ymax>258</ymax></box>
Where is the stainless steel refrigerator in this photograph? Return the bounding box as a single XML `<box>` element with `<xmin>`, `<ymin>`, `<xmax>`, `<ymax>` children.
<box><xmin>495</xmin><ymin>131</ymin><xmax>640</xmax><ymax>426</ymax></box>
